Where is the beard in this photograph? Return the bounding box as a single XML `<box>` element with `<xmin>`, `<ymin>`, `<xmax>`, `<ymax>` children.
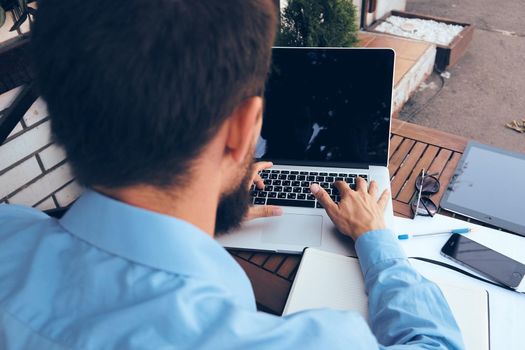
<box><xmin>214</xmin><ymin>158</ymin><xmax>254</xmax><ymax>236</ymax></box>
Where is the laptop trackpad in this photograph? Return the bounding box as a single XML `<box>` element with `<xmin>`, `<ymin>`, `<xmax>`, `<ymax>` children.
<box><xmin>261</xmin><ymin>214</ymin><xmax>322</xmax><ymax>246</ymax></box>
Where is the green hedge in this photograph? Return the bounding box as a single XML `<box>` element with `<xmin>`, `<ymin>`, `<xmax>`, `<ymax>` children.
<box><xmin>277</xmin><ymin>0</ymin><xmax>359</xmax><ymax>47</ymax></box>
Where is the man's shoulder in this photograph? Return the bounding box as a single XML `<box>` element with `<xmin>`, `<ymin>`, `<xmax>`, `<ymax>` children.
<box><xmin>0</xmin><ymin>203</ymin><xmax>53</xmax><ymax>238</ymax></box>
<box><xmin>0</xmin><ymin>203</ymin><xmax>50</xmax><ymax>220</ymax></box>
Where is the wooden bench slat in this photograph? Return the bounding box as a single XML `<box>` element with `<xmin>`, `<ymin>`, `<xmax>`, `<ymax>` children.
<box><xmin>389</xmin><ymin>134</ymin><xmax>404</xmax><ymax>158</ymax></box>
<box><xmin>249</xmin><ymin>253</ymin><xmax>270</xmax><ymax>266</ymax></box>
<box><xmin>393</xmin><ymin>200</ymin><xmax>413</xmax><ymax>218</ymax></box>
<box><xmin>276</xmin><ymin>255</ymin><xmax>301</xmax><ymax>280</ymax></box>
<box><xmin>390</xmin><ymin>142</ymin><xmax>427</xmax><ymax>198</ymax></box>
<box><xmin>233</xmin><ymin>256</ymin><xmax>291</xmax><ymax>315</ymax></box>
<box><xmin>235</xmin><ymin>251</ymin><xmax>254</xmax><ymax>261</ymax></box>
<box><xmin>397</xmin><ymin>145</ymin><xmax>440</xmax><ymax>203</ymax></box>
<box><xmin>388</xmin><ymin>138</ymin><xmax>415</xmax><ymax>178</ymax></box>
<box><xmin>263</xmin><ymin>254</ymin><xmax>286</xmax><ymax>272</ymax></box>
<box><xmin>427</xmin><ymin>148</ymin><xmax>453</xmax><ymax>177</ymax></box>
<box><xmin>392</xmin><ymin>119</ymin><xmax>468</xmax><ymax>153</ymax></box>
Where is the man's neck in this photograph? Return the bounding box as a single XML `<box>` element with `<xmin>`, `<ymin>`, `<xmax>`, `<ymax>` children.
<box><xmin>96</xmin><ymin>176</ymin><xmax>219</xmax><ymax>237</ymax></box>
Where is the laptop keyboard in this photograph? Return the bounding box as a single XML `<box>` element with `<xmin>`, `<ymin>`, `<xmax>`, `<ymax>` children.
<box><xmin>250</xmin><ymin>169</ymin><xmax>368</xmax><ymax>209</ymax></box>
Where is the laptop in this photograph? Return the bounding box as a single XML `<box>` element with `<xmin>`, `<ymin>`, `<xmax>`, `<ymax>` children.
<box><xmin>217</xmin><ymin>47</ymin><xmax>396</xmax><ymax>255</ymax></box>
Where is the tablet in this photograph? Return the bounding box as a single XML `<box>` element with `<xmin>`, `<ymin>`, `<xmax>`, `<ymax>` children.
<box><xmin>441</xmin><ymin>141</ymin><xmax>525</xmax><ymax>236</ymax></box>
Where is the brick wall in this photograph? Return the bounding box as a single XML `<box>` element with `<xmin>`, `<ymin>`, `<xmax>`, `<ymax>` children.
<box><xmin>0</xmin><ymin>87</ymin><xmax>83</xmax><ymax>211</ymax></box>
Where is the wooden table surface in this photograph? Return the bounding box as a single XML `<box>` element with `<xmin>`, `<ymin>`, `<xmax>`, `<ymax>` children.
<box><xmin>228</xmin><ymin>119</ymin><xmax>469</xmax><ymax>315</ymax></box>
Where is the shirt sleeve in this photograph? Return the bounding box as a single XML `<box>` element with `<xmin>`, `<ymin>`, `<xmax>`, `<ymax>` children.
<box><xmin>200</xmin><ymin>230</ymin><xmax>464</xmax><ymax>350</ymax></box>
<box><xmin>355</xmin><ymin>229</ymin><xmax>465</xmax><ymax>349</ymax></box>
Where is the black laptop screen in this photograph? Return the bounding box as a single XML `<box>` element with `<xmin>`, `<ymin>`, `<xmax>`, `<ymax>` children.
<box><xmin>256</xmin><ymin>48</ymin><xmax>394</xmax><ymax>167</ymax></box>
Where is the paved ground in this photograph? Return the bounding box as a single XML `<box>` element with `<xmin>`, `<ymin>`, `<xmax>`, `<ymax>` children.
<box><xmin>399</xmin><ymin>0</ymin><xmax>525</xmax><ymax>153</ymax></box>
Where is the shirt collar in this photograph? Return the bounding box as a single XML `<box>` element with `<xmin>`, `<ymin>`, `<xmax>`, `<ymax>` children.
<box><xmin>59</xmin><ymin>189</ymin><xmax>254</xmax><ymax>303</ymax></box>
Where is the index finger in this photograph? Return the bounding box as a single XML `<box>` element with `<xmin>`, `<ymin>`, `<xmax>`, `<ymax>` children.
<box><xmin>334</xmin><ymin>180</ymin><xmax>351</xmax><ymax>199</ymax></box>
<box><xmin>368</xmin><ymin>180</ymin><xmax>379</xmax><ymax>198</ymax></box>
<box><xmin>253</xmin><ymin>174</ymin><xmax>265</xmax><ymax>189</ymax></box>
<box><xmin>310</xmin><ymin>183</ymin><xmax>338</xmax><ymax>213</ymax></box>
<box><xmin>355</xmin><ymin>176</ymin><xmax>367</xmax><ymax>193</ymax></box>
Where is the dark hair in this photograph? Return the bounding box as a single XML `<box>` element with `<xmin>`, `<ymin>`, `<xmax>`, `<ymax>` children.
<box><xmin>32</xmin><ymin>0</ymin><xmax>277</xmax><ymax>188</ymax></box>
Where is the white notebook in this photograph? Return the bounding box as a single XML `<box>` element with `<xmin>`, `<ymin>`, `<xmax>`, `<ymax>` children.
<box><xmin>283</xmin><ymin>248</ymin><xmax>490</xmax><ymax>350</ymax></box>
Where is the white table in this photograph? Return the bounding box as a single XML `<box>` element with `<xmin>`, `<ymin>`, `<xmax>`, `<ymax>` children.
<box><xmin>394</xmin><ymin>214</ymin><xmax>525</xmax><ymax>350</ymax></box>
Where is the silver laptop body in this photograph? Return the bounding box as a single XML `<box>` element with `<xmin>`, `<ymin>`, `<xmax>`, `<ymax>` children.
<box><xmin>217</xmin><ymin>47</ymin><xmax>396</xmax><ymax>256</ymax></box>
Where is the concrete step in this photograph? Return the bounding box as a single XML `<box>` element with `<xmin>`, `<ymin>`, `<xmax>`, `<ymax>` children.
<box><xmin>359</xmin><ymin>31</ymin><xmax>436</xmax><ymax>115</ymax></box>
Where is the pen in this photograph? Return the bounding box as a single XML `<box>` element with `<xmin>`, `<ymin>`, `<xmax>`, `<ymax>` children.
<box><xmin>397</xmin><ymin>228</ymin><xmax>472</xmax><ymax>240</ymax></box>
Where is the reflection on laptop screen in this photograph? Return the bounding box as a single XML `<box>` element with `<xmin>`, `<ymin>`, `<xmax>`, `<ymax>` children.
<box><xmin>257</xmin><ymin>48</ymin><xmax>394</xmax><ymax>166</ymax></box>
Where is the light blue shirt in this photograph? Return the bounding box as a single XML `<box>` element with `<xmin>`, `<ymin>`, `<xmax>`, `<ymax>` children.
<box><xmin>0</xmin><ymin>190</ymin><xmax>464</xmax><ymax>349</ymax></box>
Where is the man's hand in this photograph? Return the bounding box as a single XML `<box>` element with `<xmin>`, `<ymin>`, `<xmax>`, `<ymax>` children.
<box><xmin>249</xmin><ymin>161</ymin><xmax>271</xmax><ymax>191</ymax></box>
<box><xmin>244</xmin><ymin>161</ymin><xmax>283</xmax><ymax>221</ymax></box>
<box><xmin>311</xmin><ymin>177</ymin><xmax>389</xmax><ymax>241</ymax></box>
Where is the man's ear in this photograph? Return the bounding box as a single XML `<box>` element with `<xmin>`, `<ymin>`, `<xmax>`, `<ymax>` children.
<box><xmin>225</xmin><ymin>96</ymin><xmax>263</xmax><ymax>163</ymax></box>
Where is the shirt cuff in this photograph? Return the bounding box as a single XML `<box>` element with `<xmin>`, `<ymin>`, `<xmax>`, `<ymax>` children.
<box><xmin>354</xmin><ymin>229</ymin><xmax>407</xmax><ymax>277</ymax></box>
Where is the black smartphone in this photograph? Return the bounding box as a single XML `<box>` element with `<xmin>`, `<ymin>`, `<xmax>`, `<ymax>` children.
<box><xmin>441</xmin><ymin>233</ymin><xmax>525</xmax><ymax>289</ymax></box>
